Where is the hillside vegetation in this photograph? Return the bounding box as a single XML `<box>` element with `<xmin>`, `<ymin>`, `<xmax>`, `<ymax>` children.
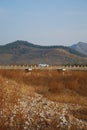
<box><xmin>0</xmin><ymin>40</ymin><xmax>87</xmax><ymax>65</ymax></box>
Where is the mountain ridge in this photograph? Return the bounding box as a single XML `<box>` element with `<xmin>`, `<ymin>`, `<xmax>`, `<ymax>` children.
<box><xmin>0</xmin><ymin>40</ymin><xmax>86</xmax><ymax>56</ymax></box>
<box><xmin>70</xmin><ymin>41</ymin><xmax>87</xmax><ymax>56</ymax></box>
<box><xmin>0</xmin><ymin>40</ymin><xmax>87</xmax><ymax>65</ymax></box>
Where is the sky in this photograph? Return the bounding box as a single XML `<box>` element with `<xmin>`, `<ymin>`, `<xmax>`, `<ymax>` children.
<box><xmin>0</xmin><ymin>0</ymin><xmax>87</xmax><ymax>46</ymax></box>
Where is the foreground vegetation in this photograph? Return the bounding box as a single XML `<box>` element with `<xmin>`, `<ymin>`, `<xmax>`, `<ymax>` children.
<box><xmin>0</xmin><ymin>69</ymin><xmax>87</xmax><ymax>129</ymax></box>
<box><xmin>0</xmin><ymin>69</ymin><xmax>87</xmax><ymax>105</ymax></box>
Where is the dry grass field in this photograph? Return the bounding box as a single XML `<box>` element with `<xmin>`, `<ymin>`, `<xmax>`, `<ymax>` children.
<box><xmin>0</xmin><ymin>69</ymin><xmax>87</xmax><ymax>129</ymax></box>
<box><xmin>0</xmin><ymin>69</ymin><xmax>87</xmax><ymax>104</ymax></box>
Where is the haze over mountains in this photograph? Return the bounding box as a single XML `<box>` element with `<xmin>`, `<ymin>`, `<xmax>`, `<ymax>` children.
<box><xmin>70</xmin><ymin>42</ymin><xmax>87</xmax><ymax>56</ymax></box>
<box><xmin>0</xmin><ymin>40</ymin><xmax>87</xmax><ymax>65</ymax></box>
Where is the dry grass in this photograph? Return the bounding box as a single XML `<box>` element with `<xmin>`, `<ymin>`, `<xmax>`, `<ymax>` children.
<box><xmin>0</xmin><ymin>69</ymin><xmax>87</xmax><ymax>105</ymax></box>
<box><xmin>0</xmin><ymin>74</ymin><xmax>35</xmax><ymax>130</ymax></box>
<box><xmin>71</xmin><ymin>107</ymin><xmax>87</xmax><ymax>121</ymax></box>
<box><xmin>0</xmin><ymin>69</ymin><xmax>87</xmax><ymax>129</ymax></box>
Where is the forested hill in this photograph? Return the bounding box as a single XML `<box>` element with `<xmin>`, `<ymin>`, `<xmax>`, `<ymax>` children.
<box><xmin>0</xmin><ymin>40</ymin><xmax>87</xmax><ymax>65</ymax></box>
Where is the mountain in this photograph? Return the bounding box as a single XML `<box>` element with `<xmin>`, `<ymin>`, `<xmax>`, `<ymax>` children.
<box><xmin>0</xmin><ymin>40</ymin><xmax>87</xmax><ymax>65</ymax></box>
<box><xmin>70</xmin><ymin>42</ymin><xmax>87</xmax><ymax>56</ymax></box>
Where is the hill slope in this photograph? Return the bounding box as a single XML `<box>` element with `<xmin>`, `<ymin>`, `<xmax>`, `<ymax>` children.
<box><xmin>0</xmin><ymin>40</ymin><xmax>87</xmax><ymax>65</ymax></box>
<box><xmin>70</xmin><ymin>42</ymin><xmax>87</xmax><ymax>56</ymax></box>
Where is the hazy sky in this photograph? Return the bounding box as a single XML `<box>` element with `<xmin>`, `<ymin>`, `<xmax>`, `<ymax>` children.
<box><xmin>0</xmin><ymin>0</ymin><xmax>87</xmax><ymax>46</ymax></box>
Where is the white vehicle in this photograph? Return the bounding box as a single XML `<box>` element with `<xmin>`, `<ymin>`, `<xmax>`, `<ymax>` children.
<box><xmin>38</xmin><ymin>64</ymin><xmax>49</xmax><ymax>67</ymax></box>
